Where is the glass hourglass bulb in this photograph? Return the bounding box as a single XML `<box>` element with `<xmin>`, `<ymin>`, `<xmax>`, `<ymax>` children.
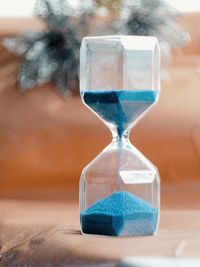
<box><xmin>79</xmin><ymin>36</ymin><xmax>160</xmax><ymax>236</ymax></box>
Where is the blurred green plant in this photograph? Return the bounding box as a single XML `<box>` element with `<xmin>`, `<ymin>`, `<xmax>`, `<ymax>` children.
<box><xmin>3</xmin><ymin>0</ymin><xmax>94</xmax><ymax>96</ymax></box>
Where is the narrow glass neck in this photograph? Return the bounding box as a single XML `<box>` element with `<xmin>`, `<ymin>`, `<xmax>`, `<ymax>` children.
<box><xmin>111</xmin><ymin>128</ymin><xmax>131</xmax><ymax>146</ymax></box>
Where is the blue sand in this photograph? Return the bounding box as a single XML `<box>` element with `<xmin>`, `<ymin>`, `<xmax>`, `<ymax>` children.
<box><xmin>82</xmin><ymin>90</ymin><xmax>158</xmax><ymax>138</ymax></box>
<box><xmin>81</xmin><ymin>191</ymin><xmax>158</xmax><ymax>236</ymax></box>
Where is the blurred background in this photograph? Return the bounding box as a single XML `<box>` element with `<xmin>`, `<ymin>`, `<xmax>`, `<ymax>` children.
<box><xmin>0</xmin><ymin>0</ymin><xmax>200</xmax><ymax>209</ymax></box>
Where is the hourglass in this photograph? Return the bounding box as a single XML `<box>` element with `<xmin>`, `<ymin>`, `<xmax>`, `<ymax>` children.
<box><xmin>79</xmin><ymin>36</ymin><xmax>160</xmax><ymax>236</ymax></box>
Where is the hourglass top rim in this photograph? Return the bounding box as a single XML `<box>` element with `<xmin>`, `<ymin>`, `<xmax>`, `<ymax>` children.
<box><xmin>82</xmin><ymin>34</ymin><xmax>159</xmax><ymax>47</ymax></box>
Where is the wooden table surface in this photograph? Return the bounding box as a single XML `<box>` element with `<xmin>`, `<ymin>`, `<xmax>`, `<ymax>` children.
<box><xmin>1</xmin><ymin>185</ymin><xmax>200</xmax><ymax>267</ymax></box>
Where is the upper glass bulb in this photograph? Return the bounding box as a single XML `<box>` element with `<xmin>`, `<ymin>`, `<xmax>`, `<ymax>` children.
<box><xmin>80</xmin><ymin>35</ymin><xmax>160</xmax><ymax>138</ymax></box>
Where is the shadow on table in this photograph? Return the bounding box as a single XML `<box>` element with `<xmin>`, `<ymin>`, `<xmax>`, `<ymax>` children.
<box><xmin>0</xmin><ymin>223</ymin><xmax>117</xmax><ymax>267</ymax></box>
